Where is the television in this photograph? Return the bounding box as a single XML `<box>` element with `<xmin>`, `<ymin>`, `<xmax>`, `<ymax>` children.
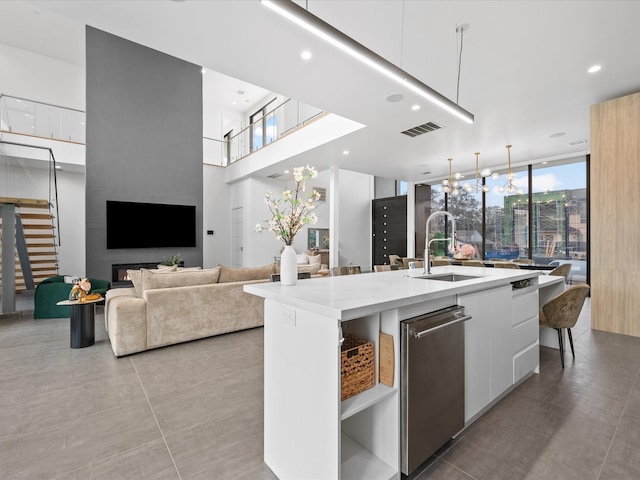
<box><xmin>106</xmin><ymin>200</ymin><xmax>196</xmax><ymax>249</ymax></box>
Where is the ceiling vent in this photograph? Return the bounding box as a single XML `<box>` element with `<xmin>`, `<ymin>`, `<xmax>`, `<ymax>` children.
<box><xmin>400</xmin><ymin>121</ymin><xmax>443</xmax><ymax>137</ymax></box>
<box><xmin>313</xmin><ymin>187</ymin><xmax>327</xmax><ymax>202</ymax></box>
<box><xmin>568</xmin><ymin>139</ymin><xmax>588</xmax><ymax>146</ymax></box>
<box><xmin>267</xmin><ymin>173</ymin><xmax>282</xmax><ymax>178</ymax></box>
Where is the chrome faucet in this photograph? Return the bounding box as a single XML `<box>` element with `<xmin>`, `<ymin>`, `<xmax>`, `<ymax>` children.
<box><xmin>424</xmin><ymin>211</ymin><xmax>456</xmax><ymax>275</ymax></box>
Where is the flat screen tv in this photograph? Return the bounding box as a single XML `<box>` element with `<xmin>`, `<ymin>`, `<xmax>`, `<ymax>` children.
<box><xmin>106</xmin><ymin>200</ymin><xmax>196</xmax><ymax>249</ymax></box>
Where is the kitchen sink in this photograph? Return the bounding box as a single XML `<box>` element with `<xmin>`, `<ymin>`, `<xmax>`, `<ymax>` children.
<box><xmin>414</xmin><ymin>273</ymin><xmax>482</xmax><ymax>282</ymax></box>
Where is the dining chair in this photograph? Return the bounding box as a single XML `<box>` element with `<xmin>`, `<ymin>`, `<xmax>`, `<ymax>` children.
<box><xmin>332</xmin><ymin>266</ymin><xmax>362</xmax><ymax>276</ymax></box>
<box><xmin>512</xmin><ymin>259</ymin><xmax>533</xmax><ymax>265</ymax></box>
<box><xmin>388</xmin><ymin>254</ymin><xmax>404</xmax><ymax>269</ymax></box>
<box><xmin>431</xmin><ymin>259</ymin><xmax>451</xmax><ymax>266</ymax></box>
<box><xmin>270</xmin><ymin>272</ymin><xmax>312</xmax><ymax>282</ymax></box>
<box><xmin>402</xmin><ymin>257</ymin><xmax>421</xmax><ymax>269</ymax></box>
<box><xmin>494</xmin><ymin>262</ymin><xmax>520</xmax><ymax>269</ymax></box>
<box><xmin>374</xmin><ymin>265</ymin><xmax>400</xmax><ymax>272</ymax></box>
<box><xmin>549</xmin><ymin>263</ymin><xmax>572</xmax><ymax>284</ymax></box>
<box><xmin>462</xmin><ymin>260</ymin><xmax>484</xmax><ymax>267</ymax></box>
<box><xmin>539</xmin><ymin>284</ymin><xmax>590</xmax><ymax>368</ymax></box>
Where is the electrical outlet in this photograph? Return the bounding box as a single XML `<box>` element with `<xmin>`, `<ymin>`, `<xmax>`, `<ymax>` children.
<box><xmin>282</xmin><ymin>308</ymin><xmax>296</xmax><ymax>327</ymax></box>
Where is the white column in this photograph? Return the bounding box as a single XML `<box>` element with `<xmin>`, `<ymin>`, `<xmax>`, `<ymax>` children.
<box><xmin>407</xmin><ymin>182</ymin><xmax>416</xmax><ymax>257</ymax></box>
<box><xmin>329</xmin><ymin>165</ymin><xmax>339</xmax><ymax>269</ymax></box>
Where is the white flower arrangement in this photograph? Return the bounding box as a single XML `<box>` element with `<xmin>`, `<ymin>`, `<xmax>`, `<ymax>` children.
<box><xmin>255</xmin><ymin>165</ymin><xmax>321</xmax><ymax>246</ymax></box>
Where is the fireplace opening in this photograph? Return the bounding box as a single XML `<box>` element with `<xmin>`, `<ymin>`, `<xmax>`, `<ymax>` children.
<box><xmin>112</xmin><ymin>262</ymin><xmax>159</xmax><ymax>286</ymax></box>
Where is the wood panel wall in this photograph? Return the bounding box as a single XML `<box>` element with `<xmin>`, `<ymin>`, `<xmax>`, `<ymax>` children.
<box><xmin>590</xmin><ymin>91</ymin><xmax>640</xmax><ymax>336</ymax></box>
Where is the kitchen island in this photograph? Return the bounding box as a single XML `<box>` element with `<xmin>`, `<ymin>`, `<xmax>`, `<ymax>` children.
<box><xmin>245</xmin><ymin>266</ymin><xmax>555</xmax><ymax>480</ymax></box>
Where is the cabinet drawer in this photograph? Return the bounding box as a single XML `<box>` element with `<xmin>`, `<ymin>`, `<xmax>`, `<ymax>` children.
<box><xmin>512</xmin><ymin>290</ymin><xmax>538</xmax><ymax>326</ymax></box>
<box><xmin>513</xmin><ymin>342</ymin><xmax>539</xmax><ymax>384</ymax></box>
<box><xmin>512</xmin><ymin>316</ymin><xmax>539</xmax><ymax>354</ymax></box>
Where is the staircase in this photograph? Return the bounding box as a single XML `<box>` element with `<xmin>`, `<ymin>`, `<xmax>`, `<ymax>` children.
<box><xmin>0</xmin><ymin>197</ymin><xmax>59</xmax><ymax>292</ymax></box>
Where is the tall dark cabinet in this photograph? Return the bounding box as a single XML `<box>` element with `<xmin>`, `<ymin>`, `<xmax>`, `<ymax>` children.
<box><xmin>372</xmin><ymin>195</ymin><xmax>407</xmax><ymax>266</ymax></box>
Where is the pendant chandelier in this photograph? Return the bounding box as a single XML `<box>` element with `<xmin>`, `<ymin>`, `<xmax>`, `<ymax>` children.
<box><xmin>463</xmin><ymin>152</ymin><xmax>493</xmax><ymax>193</ymax></box>
<box><xmin>442</xmin><ymin>158</ymin><xmax>462</xmax><ymax>197</ymax></box>
<box><xmin>498</xmin><ymin>144</ymin><xmax>524</xmax><ymax>194</ymax></box>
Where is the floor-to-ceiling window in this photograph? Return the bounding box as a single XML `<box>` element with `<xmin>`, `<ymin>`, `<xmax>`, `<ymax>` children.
<box><xmin>531</xmin><ymin>159</ymin><xmax>587</xmax><ymax>284</ymax></box>
<box><xmin>427</xmin><ymin>157</ymin><xmax>588</xmax><ymax>283</ymax></box>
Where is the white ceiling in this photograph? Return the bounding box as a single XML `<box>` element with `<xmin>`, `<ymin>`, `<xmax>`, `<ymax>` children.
<box><xmin>4</xmin><ymin>0</ymin><xmax>640</xmax><ymax>183</ymax></box>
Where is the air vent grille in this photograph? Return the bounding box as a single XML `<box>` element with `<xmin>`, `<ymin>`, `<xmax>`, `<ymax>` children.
<box><xmin>568</xmin><ymin>139</ymin><xmax>588</xmax><ymax>146</ymax></box>
<box><xmin>313</xmin><ymin>187</ymin><xmax>327</xmax><ymax>202</ymax></box>
<box><xmin>401</xmin><ymin>121</ymin><xmax>443</xmax><ymax>137</ymax></box>
<box><xmin>267</xmin><ymin>173</ymin><xmax>282</xmax><ymax>178</ymax></box>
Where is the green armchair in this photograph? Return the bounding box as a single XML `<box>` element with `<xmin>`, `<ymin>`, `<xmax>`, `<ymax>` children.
<box><xmin>33</xmin><ymin>275</ymin><xmax>111</xmax><ymax>319</ymax></box>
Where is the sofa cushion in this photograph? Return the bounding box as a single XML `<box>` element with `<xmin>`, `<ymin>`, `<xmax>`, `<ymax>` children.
<box><xmin>128</xmin><ymin>266</ymin><xmax>178</xmax><ymax>297</ymax></box>
<box><xmin>140</xmin><ymin>267</ymin><xmax>220</xmax><ymax>292</ymax></box>
<box><xmin>296</xmin><ymin>253</ymin><xmax>308</xmax><ymax>264</ymax></box>
<box><xmin>217</xmin><ymin>264</ymin><xmax>275</xmax><ymax>283</ymax></box>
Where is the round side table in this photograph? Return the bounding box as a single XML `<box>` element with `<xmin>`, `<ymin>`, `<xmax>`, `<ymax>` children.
<box><xmin>56</xmin><ymin>296</ymin><xmax>103</xmax><ymax>348</ymax></box>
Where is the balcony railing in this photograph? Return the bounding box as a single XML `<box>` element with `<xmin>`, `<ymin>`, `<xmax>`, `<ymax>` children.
<box><xmin>204</xmin><ymin>98</ymin><xmax>324</xmax><ymax>166</ymax></box>
<box><xmin>0</xmin><ymin>94</ymin><xmax>86</xmax><ymax>144</ymax></box>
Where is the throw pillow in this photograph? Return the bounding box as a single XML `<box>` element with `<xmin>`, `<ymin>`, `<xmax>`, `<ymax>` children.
<box><xmin>217</xmin><ymin>264</ymin><xmax>275</xmax><ymax>283</ymax></box>
<box><xmin>296</xmin><ymin>253</ymin><xmax>309</xmax><ymax>264</ymax></box>
<box><xmin>141</xmin><ymin>267</ymin><xmax>220</xmax><ymax>291</ymax></box>
<box><xmin>308</xmin><ymin>254</ymin><xmax>322</xmax><ymax>265</ymax></box>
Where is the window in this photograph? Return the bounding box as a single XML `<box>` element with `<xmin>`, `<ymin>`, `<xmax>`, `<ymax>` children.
<box><xmin>249</xmin><ymin>98</ymin><xmax>277</xmax><ymax>153</ymax></box>
<box><xmin>426</xmin><ymin>156</ymin><xmax>588</xmax><ymax>284</ymax></box>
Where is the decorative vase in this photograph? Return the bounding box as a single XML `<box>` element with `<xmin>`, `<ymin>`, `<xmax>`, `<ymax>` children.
<box><xmin>280</xmin><ymin>245</ymin><xmax>298</xmax><ymax>286</ymax></box>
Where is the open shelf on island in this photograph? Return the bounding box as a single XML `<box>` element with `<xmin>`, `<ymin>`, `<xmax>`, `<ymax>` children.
<box><xmin>341</xmin><ymin>432</ymin><xmax>396</xmax><ymax>480</ymax></box>
<box><xmin>341</xmin><ymin>383</ymin><xmax>397</xmax><ymax>421</ymax></box>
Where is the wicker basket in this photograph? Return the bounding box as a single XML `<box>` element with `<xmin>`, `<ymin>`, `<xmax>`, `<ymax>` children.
<box><xmin>341</xmin><ymin>333</ymin><xmax>375</xmax><ymax>401</ymax></box>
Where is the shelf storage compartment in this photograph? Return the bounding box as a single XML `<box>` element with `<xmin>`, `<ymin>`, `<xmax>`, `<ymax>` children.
<box><xmin>341</xmin><ymin>432</ymin><xmax>396</xmax><ymax>480</ymax></box>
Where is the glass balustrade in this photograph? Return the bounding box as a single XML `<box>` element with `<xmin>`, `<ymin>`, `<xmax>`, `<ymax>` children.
<box><xmin>0</xmin><ymin>94</ymin><xmax>85</xmax><ymax>144</ymax></box>
<box><xmin>223</xmin><ymin>98</ymin><xmax>324</xmax><ymax>165</ymax></box>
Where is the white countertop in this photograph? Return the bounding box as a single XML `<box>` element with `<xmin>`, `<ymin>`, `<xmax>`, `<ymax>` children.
<box><xmin>245</xmin><ymin>266</ymin><xmax>554</xmax><ymax>320</ymax></box>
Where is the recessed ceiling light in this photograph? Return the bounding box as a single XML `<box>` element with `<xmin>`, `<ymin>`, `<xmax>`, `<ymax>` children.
<box><xmin>411</xmin><ymin>104</ymin><xmax>420</xmax><ymax>111</ymax></box>
<box><xmin>201</xmin><ymin>67</ymin><xmax>206</xmax><ymax>74</ymax></box>
<box><xmin>550</xmin><ymin>132</ymin><xmax>565</xmax><ymax>138</ymax></box>
<box><xmin>386</xmin><ymin>94</ymin><xmax>404</xmax><ymax>103</ymax></box>
<box><xmin>232</xmin><ymin>101</ymin><xmax>237</xmax><ymax>105</ymax></box>
<box><xmin>301</xmin><ymin>50</ymin><xmax>312</xmax><ymax>60</ymax></box>
<box><xmin>541</xmin><ymin>161</ymin><xmax>548</xmax><ymax>165</ymax></box>
<box><xmin>284</xmin><ymin>169</ymin><xmax>290</xmax><ymax>173</ymax></box>
<box><xmin>343</xmin><ymin>150</ymin><xmax>349</xmax><ymax>155</ymax></box>
<box><xmin>588</xmin><ymin>65</ymin><xmax>602</xmax><ymax>73</ymax></box>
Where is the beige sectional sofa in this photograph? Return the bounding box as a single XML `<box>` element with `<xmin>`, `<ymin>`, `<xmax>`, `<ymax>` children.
<box><xmin>104</xmin><ymin>264</ymin><xmax>274</xmax><ymax>356</ymax></box>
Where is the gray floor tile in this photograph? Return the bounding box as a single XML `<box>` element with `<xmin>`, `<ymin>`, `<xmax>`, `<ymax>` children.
<box><xmin>0</xmin><ymin>401</ymin><xmax>162</xmax><ymax>478</ymax></box>
<box><xmin>3</xmin><ymin>293</ymin><xmax>640</xmax><ymax>480</ymax></box>
<box><xmin>598</xmin><ymin>415</ymin><xmax>640</xmax><ymax>479</ymax></box>
<box><xmin>59</xmin><ymin>439</ymin><xmax>179</xmax><ymax>480</ymax></box>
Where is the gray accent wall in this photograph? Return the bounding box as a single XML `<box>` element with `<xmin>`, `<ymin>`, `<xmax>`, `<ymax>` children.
<box><xmin>85</xmin><ymin>27</ymin><xmax>203</xmax><ymax>282</ymax></box>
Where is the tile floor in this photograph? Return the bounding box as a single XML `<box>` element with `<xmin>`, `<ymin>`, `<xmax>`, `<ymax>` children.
<box><xmin>1</xmin><ymin>295</ymin><xmax>639</xmax><ymax>480</ymax></box>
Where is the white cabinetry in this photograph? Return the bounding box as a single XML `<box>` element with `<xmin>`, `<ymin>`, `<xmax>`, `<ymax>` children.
<box><xmin>458</xmin><ymin>286</ymin><xmax>512</xmax><ymax>423</ymax></box>
<box><xmin>512</xmin><ymin>286</ymin><xmax>539</xmax><ymax>382</ymax></box>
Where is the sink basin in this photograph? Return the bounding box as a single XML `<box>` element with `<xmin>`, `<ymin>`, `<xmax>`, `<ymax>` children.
<box><xmin>414</xmin><ymin>273</ymin><xmax>482</xmax><ymax>282</ymax></box>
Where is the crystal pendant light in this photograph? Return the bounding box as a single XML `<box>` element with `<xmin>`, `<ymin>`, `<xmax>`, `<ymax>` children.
<box><xmin>498</xmin><ymin>144</ymin><xmax>524</xmax><ymax>195</ymax></box>
<box><xmin>463</xmin><ymin>152</ymin><xmax>492</xmax><ymax>193</ymax></box>
<box><xmin>442</xmin><ymin>158</ymin><xmax>461</xmax><ymax>197</ymax></box>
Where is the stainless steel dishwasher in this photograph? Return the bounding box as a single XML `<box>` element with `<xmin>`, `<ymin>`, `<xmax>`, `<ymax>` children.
<box><xmin>401</xmin><ymin>305</ymin><xmax>471</xmax><ymax>476</ymax></box>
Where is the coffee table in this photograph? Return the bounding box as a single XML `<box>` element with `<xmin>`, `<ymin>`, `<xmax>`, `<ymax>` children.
<box><xmin>56</xmin><ymin>296</ymin><xmax>103</xmax><ymax>348</ymax></box>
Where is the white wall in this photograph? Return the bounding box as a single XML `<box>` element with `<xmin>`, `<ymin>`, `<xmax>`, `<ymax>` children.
<box><xmin>202</xmin><ymin>164</ymin><xmax>231</xmax><ymax>268</ymax></box>
<box><xmin>338</xmin><ymin>169</ymin><xmax>374</xmax><ymax>271</ymax></box>
<box><xmin>0</xmin><ymin>44</ymin><xmax>85</xmax><ymax>110</ymax></box>
<box><xmin>231</xmin><ymin>170</ymin><xmax>331</xmax><ymax>267</ymax></box>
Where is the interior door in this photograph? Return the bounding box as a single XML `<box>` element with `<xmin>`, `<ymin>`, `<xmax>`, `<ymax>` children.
<box><xmin>372</xmin><ymin>195</ymin><xmax>407</xmax><ymax>266</ymax></box>
<box><xmin>231</xmin><ymin>207</ymin><xmax>243</xmax><ymax>267</ymax></box>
